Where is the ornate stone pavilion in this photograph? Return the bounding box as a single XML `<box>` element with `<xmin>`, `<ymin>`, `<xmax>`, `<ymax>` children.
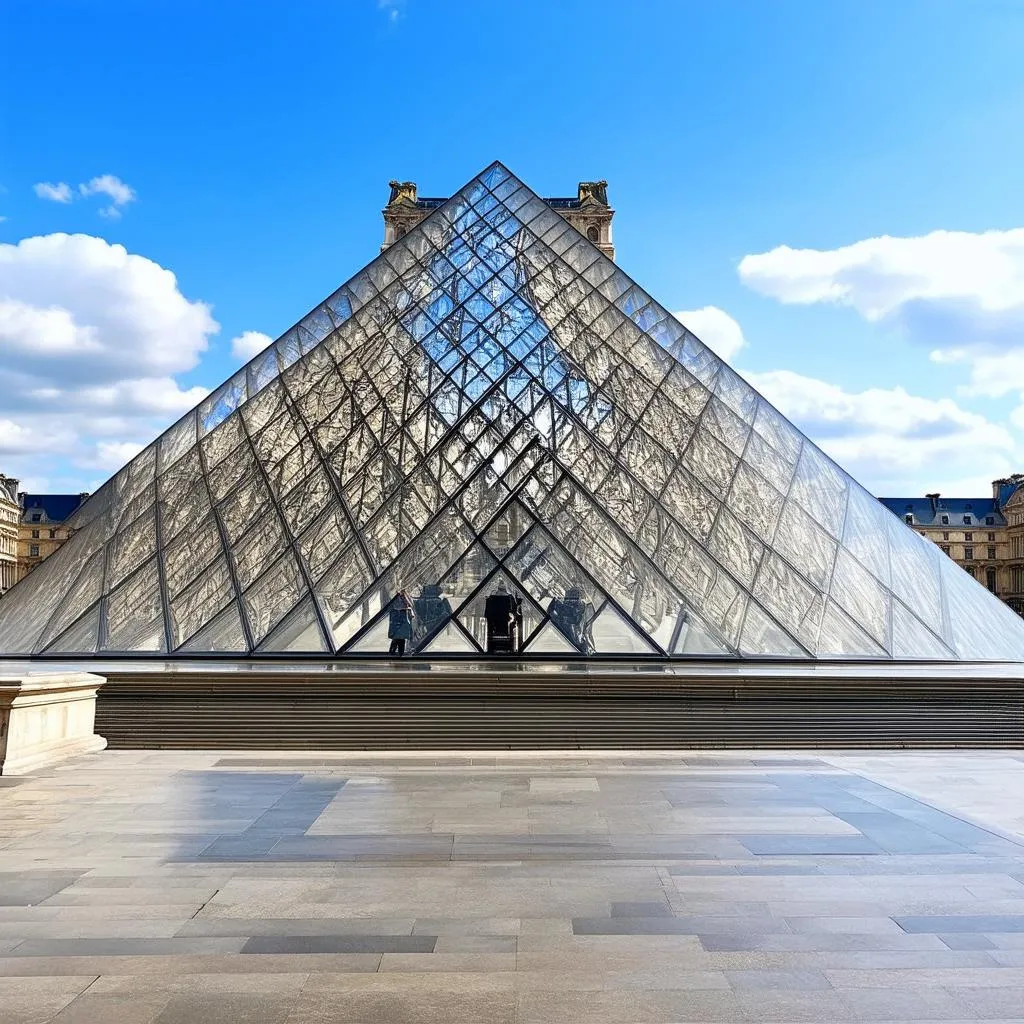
<box><xmin>2</xmin><ymin>162</ymin><xmax>1024</xmax><ymax>665</ymax></box>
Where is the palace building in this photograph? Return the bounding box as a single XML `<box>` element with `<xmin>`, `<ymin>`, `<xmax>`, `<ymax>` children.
<box><xmin>0</xmin><ymin>476</ymin><xmax>18</xmax><ymax>596</ymax></box>
<box><xmin>882</xmin><ymin>476</ymin><xmax>1024</xmax><ymax>619</ymax></box>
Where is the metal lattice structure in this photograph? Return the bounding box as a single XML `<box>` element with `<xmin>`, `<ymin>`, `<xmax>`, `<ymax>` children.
<box><xmin>3</xmin><ymin>162</ymin><xmax>1024</xmax><ymax>661</ymax></box>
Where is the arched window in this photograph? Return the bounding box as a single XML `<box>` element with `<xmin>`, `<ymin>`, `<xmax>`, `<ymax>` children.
<box><xmin>587</xmin><ymin>225</ymin><xmax>599</xmax><ymax>243</ymax></box>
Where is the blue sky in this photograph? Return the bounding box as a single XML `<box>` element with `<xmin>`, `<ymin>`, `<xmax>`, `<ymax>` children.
<box><xmin>3</xmin><ymin>0</ymin><xmax>1024</xmax><ymax>497</ymax></box>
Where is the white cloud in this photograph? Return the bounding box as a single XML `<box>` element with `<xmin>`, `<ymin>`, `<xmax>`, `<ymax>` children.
<box><xmin>0</xmin><ymin>232</ymin><xmax>217</xmax><ymax>487</ymax></box>
<box><xmin>738</xmin><ymin>228</ymin><xmax>1024</xmax><ymax>343</ymax></box>
<box><xmin>34</xmin><ymin>182</ymin><xmax>73</xmax><ymax>203</ymax></box>
<box><xmin>79</xmin><ymin>174</ymin><xmax>135</xmax><ymax>207</ymax></box>
<box><xmin>231</xmin><ymin>330</ymin><xmax>273</xmax><ymax>361</ymax></box>
<box><xmin>80</xmin><ymin>174</ymin><xmax>136</xmax><ymax>218</ymax></box>
<box><xmin>88</xmin><ymin>441</ymin><xmax>146</xmax><ymax>472</ymax></box>
<box><xmin>378</xmin><ymin>0</ymin><xmax>403</xmax><ymax>21</ymax></box>
<box><xmin>746</xmin><ymin>368</ymin><xmax>1016</xmax><ymax>495</ymax></box>
<box><xmin>673</xmin><ymin>306</ymin><xmax>746</xmax><ymax>362</ymax></box>
<box><xmin>33</xmin><ymin>175</ymin><xmax>137</xmax><ymax>218</ymax></box>
<box><xmin>738</xmin><ymin>227</ymin><xmax>1024</xmax><ymax>481</ymax></box>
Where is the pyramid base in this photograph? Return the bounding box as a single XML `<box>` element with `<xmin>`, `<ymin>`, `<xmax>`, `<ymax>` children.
<box><xmin>3</xmin><ymin>657</ymin><xmax>1014</xmax><ymax>750</ymax></box>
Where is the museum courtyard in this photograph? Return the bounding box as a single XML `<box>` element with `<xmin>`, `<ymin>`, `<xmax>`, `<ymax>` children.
<box><xmin>3</xmin><ymin>749</ymin><xmax>1024</xmax><ymax>1022</ymax></box>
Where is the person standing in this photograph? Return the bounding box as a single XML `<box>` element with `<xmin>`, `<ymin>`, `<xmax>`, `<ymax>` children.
<box><xmin>387</xmin><ymin>590</ymin><xmax>413</xmax><ymax>656</ymax></box>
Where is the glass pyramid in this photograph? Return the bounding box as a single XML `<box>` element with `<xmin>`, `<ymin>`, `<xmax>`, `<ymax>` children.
<box><xmin>3</xmin><ymin>161</ymin><xmax>1024</xmax><ymax>662</ymax></box>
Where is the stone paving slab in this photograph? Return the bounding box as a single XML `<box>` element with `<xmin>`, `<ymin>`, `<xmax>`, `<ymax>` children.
<box><xmin>4</xmin><ymin>750</ymin><xmax>1024</xmax><ymax>1021</ymax></box>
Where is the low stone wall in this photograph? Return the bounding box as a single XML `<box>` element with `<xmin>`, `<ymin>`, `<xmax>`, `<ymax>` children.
<box><xmin>94</xmin><ymin>669</ymin><xmax>1024</xmax><ymax>749</ymax></box>
<box><xmin>0</xmin><ymin>673</ymin><xmax>107</xmax><ymax>775</ymax></box>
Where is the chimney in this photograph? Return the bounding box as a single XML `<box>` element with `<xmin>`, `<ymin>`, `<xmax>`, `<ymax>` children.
<box><xmin>925</xmin><ymin>493</ymin><xmax>940</xmax><ymax>515</ymax></box>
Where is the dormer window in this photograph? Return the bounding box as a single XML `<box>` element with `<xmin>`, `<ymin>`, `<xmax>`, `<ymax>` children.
<box><xmin>904</xmin><ymin>514</ymin><xmax>913</xmax><ymax>524</ymax></box>
<box><xmin>964</xmin><ymin>515</ymin><xmax>972</xmax><ymax>525</ymax></box>
<box><xmin>986</xmin><ymin>516</ymin><xmax>995</xmax><ymax>525</ymax></box>
<box><xmin>941</xmin><ymin>514</ymin><xmax>949</xmax><ymax>525</ymax></box>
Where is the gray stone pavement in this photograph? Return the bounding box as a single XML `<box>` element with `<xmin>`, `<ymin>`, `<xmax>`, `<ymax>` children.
<box><xmin>4</xmin><ymin>751</ymin><xmax>1024</xmax><ymax>1021</ymax></box>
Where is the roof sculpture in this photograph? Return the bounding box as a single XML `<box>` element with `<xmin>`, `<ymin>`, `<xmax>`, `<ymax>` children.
<box><xmin>3</xmin><ymin>162</ymin><xmax>1024</xmax><ymax>660</ymax></box>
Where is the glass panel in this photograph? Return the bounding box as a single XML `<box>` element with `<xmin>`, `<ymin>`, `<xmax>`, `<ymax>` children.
<box><xmin>739</xmin><ymin>602</ymin><xmax>809</xmax><ymax>658</ymax></box>
<box><xmin>789</xmin><ymin>442</ymin><xmax>849</xmax><ymax>539</ymax></box>
<box><xmin>525</xmin><ymin>621</ymin><xmax>579</xmax><ymax>654</ymax></box>
<box><xmin>743</xmin><ymin>431</ymin><xmax>796</xmax><ymax>495</ymax></box>
<box><xmin>256</xmin><ymin>596</ymin><xmax>328</xmax><ymax>653</ymax></box>
<box><xmin>482</xmin><ymin>503</ymin><xmax>535</xmax><ymax>559</ymax></box>
<box><xmin>231</xmin><ymin>512</ymin><xmax>287</xmax><ymax>591</ymax></box>
<box><xmin>829</xmin><ymin>549</ymin><xmax>891</xmax><ymax>651</ymax></box>
<box><xmin>220</xmin><ymin>475</ymin><xmax>272</xmax><ymax>545</ymax></box>
<box><xmin>753</xmin><ymin>553</ymin><xmax>825</xmax><ymax>654</ymax></box>
<box><xmin>200</xmin><ymin>410</ymin><xmax>246</xmax><ymax>470</ymax></box>
<box><xmin>41</xmin><ymin>603</ymin><xmax>100</xmax><ymax>655</ymax></box>
<box><xmin>709</xmin><ymin>508</ymin><xmax>764</xmax><ymax>590</ymax></box>
<box><xmin>159</xmin><ymin>473</ymin><xmax>212</xmax><ymax>545</ymax></box>
<box><xmin>347</xmin><ymin>613</ymin><xmax>393</xmax><ymax>653</ymax></box>
<box><xmin>105</xmin><ymin>508</ymin><xmax>157</xmax><ymax>590</ymax></box>
<box><xmin>242</xmin><ymin>551</ymin><xmax>305</xmax><ymax>644</ymax></box>
<box><xmin>887</xmin><ymin>512</ymin><xmax>944</xmax><ymax>639</ymax></box>
<box><xmin>178</xmin><ymin>602</ymin><xmax>248</xmax><ymax>653</ymax></box>
<box><xmin>842</xmin><ymin>483</ymin><xmax>893</xmax><ymax>586</ymax></box>
<box><xmin>940</xmin><ymin>553</ymin><xmax>1024</xmax><ymax>660</ymax></box>
<box><xmin>660</xmin><ymin>467</ymin><xmax>720</xmax><ymax>543</ymax></box>
<box><xmin>589</xmin><ymin>602</ymin><xmax>658</xmax><ymax>655</ymax></box>
<box><xmin>297</xmin><ymin>505</ymin><xmax>353</xmax><ymax>582</ymax></box>
<box><xmin>103</xmin><ymin>557</ymin><xmax>165</xmax><ymax>652</ymax></box>
<box><xmin>199</xmin><ymin>372</ymin><xmax>247</xmax><ymax>436</ymax></box>
<box><xmin>816</xmin><ymin>599</ymin><xmax>886</xmax><ymax>659</ymax></box>
<box><xmin>672</xmin><ymin>611</ymin><xmax>733</xmax><ymax>656</ymax></box>
<box><xmin>169</xmin><ymin>557</ymin><xmax>234</xmax><ymax>649</ymax></box>
<box><xmin>0</xmin><ymin>519</ymin><xmax>104</xmax><ymax>654</ymax></box>
<box><xmin>35</xmin><ymin>547</ymin><xmax>106</xmax><ymax>653</ymax></box>
<box><xmin>165</xmin><ymin>515</ymin><xmax>224</xmax><ymax>598</ymax></box>
<box><xmin>157</xmin><ymin>411</ymin><xmax>197</xmax><ymax>473</ymax></box>
<box><xmin>422</xmin><ymin>621</ymin><xmax>479</xmax><ymax>654</ymax></box>
<box><xmin>891</xmin><ymin>599</ymin><xmax>955</xmax><ymax>660</ymax></box>
<box><xmin>773</xmin><ymin>501</ymin><xmax>837</xmax><ymax>591</ymax></box>
<box><xmin>315</xmin><ymin>546</ymin><xmax>375</xmax><ymax>649</ymax></box>
<box><xmin>279</xmin><ymin>464</ymin><xmax>334</xmax><ymax>538</ymax></box>
<box><xmin>727</xmin><ymin>463</ymin><xmax>783</xmax><ymax>544</ymax></box>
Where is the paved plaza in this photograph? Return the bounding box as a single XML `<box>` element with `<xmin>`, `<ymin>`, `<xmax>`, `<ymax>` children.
<box><xmin>4</xmin><ymin>752</ymin><xmax>1024</xmax><ymax>1021</ymax></box>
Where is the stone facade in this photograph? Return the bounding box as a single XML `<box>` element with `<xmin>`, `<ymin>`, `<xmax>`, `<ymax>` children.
<box><xmin>0</xmin><ymin>476</ymin><xmax>18</xmax><ymax>596</ymax></box>
<box><xmin>382</xmin><ymin>178</ymin><xmax>615</xmax><ymax>260</ymax></box>
<box><xmin>17</xmin><ymin>493</ymin><xmax>89</xmax><ymax>582</ymax></box>
<box><xmin>881</xmin><ymin>478</ymin><xmax>1024</xmax><ymax>616</ymax></box>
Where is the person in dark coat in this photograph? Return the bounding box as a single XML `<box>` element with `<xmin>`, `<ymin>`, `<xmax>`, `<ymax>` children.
<box><xmin>484</xmin><ymin>581</ymin><xmax>522</xmax><ymax>654</ymax></box>
<box><xmin>413</xmin><ymin>583</ymin><xmax>453</xmax><ymax>644</ymax></box>
<box><xmin>549</xmin><ymin>587</ymin><xmax>594</xmax><ymax>654</ymax></box>
<box><xmin>387</xmin><ymin>590</ymin><xmax>413</xmax><ymax>656</ymax></box>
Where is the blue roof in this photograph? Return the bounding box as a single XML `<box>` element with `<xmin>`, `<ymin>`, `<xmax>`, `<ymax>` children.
<box><xmin>879</xmin><ymin>496</ymin><xmax>1005</xmax><ymax>527</ymax></box>
<box><xmin>19</xmin><ymin>493</ymin><xmax>87</xmax><ymax>524</ymax></box>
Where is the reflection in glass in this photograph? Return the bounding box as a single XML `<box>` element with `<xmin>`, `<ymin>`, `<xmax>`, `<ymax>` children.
<box><xmin>483</xmin><ymin>580</ymin><xmax>523</xmax><ymax>655</ymax></box>
<box><xmin>548</xmin><ymin>587</ymin><xmax>595</xmax><ymax>654</ymax></box>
